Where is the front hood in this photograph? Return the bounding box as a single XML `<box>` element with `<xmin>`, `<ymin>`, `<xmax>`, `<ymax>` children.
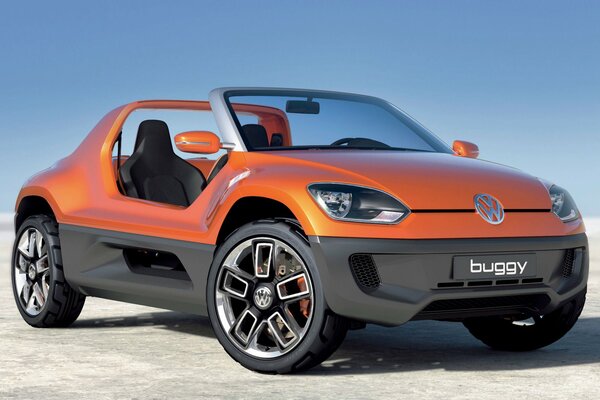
<box><xmin>263</xmin><ymin>150</ymin><xmax>552</xmax><ymax>210</ymax></box>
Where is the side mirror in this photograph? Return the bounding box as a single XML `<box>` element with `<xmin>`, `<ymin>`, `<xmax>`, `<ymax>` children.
<box><xmin>174</xmin><ymin>131</ymin><xmax>221</xmax><ymax>154</ymax></box>
<box><xmin>452</xmin><ymin>140</ymin><xmax>479</xmax><ymax>159</ymax></box>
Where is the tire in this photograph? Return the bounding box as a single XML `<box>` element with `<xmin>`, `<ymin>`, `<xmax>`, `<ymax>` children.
<box><xmin>463</xmin><ymin>289</ymin><xmax>586</xmax><ymax>351</ymax></box>
<box><xmin>206</xmin><ymin>220</ymin><xmax>349</xmax><ymax>374</ymax></box>
<box><xmin>11</xmin><ymin>215</ymin><xmax>86</xmax><ymax>328</ymax></box>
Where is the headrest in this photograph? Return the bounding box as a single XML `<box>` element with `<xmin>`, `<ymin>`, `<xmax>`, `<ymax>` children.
<box><xmin>242</xmin><ymin>124</ymin><xmax>269</xmax><ymax>149</ymax></box>
<box><xmin>270</xmin><ymin>133</ymin><xmax>284</xmax><ymax>147</ymax></box>
<box><xmin>134</xmin><ymin>120</ymin><xmax>173</xmax><ymax>154</ymax></box>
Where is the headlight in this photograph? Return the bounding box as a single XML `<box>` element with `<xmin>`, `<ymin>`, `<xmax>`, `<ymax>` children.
<box><xmin>308</xmin><ymin>183</ymin><xmax>409</xmax><ymax>224</ymax></box>
<box><xmin>549</xmin><ymin>185</ymin><xmax>579</xmax><ymax>222</ymax></box>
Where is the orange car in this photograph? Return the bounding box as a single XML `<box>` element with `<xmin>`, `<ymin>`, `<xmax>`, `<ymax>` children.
<box><xmin>12</xmin><ymin>88</ymin><xmax>588</xmax><ymax>373</ymax></box>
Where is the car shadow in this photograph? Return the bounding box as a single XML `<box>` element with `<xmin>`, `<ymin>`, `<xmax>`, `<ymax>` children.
<box><xmin>305</xmin><ymin>317</ymin><xmax>600</xmax><ymax>375</ymax></box>
<box><xmin>73</xmin><ymin>311</ymin><xmax>216</xmax><ymax>338</ymax></box>
<box><xmin>72</xmin><ymin>312</ymin><xmax>600</xmax><ymax>375</ymax></box>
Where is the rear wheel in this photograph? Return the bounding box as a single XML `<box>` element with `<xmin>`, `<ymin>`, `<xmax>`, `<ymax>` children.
<box><xmin>463</xmin><ymin>289</ymin><xmax>586</xmax><ymax>351</ymax></box>
<box><xmin>11</xmin><ymin>215</ymin><xmax>86</xmax><ymax>327</ymax></box>
<box><xmin>207</xmin><ymin>220</ymin><xmax>349</xmax><ymax>373</ymax></box>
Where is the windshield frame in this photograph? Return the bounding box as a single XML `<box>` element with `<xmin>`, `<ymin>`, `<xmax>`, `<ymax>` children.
<box><xmin>213</xmin><ymin>87</ymin><xmax>452</xmax><ymax>154</ymax></box>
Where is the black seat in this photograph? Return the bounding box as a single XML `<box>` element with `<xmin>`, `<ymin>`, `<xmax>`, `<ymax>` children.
<box><xmin>270</xmin><ymin>133</ymin><xmax>284</xmax><ymax>147</ymax></box>
<box><xmin>242</xmin><ymin>124</ymin><xmax>269</xmax><ymax>149</ymax></box>
<box><xmin>120</xmin><ymin>120</ymin><xmax>206</xmax><ymax>207</ymax></box>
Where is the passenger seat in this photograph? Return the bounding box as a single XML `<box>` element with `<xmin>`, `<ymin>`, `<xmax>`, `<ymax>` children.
<box><xmin>119</xmin><ymin>120</ymin><xmax>206</xmax><ymax>207</ymax></box>
<box><xmin>242</xmin><ymin>124</ymin><xmax>269</xmax><ymax>149</ymax></box>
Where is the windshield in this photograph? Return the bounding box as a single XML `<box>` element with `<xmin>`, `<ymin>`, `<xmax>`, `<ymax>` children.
<box><xmin>224</xmin><ymin>90</ymin><xmax>451</xmax><ymax>153</ymax></box>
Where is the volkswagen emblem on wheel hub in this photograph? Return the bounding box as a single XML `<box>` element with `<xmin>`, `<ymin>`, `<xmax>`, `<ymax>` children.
<box><xmin>474</xmin><ymin>194</ymin><xmax>504</xmax><ymax>225</ymax></box>
<box><xmin>253</xmin><ymin>286</ymin><xmax>273</xmax><ymax>310</ymax></box>
<box><xmin>28</xmin><ymin>264</ymin><xmax>37</xmax><ymax>281</ymax></box>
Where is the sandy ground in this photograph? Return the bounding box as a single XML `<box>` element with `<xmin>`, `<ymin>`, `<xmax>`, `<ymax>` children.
<box><xmin>0</xmin><ymin>214</ymin><xmax>598</xmax><ymax>399</ymax></box>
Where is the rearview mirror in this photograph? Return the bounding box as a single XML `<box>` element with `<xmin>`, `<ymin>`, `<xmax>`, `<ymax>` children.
<box><xmin>174</xmin><ymin>131</ymin><xmax>221</xmax><ymax>154</ymax></box>
<box><xmin>286</xmin><ymin>99</ymin><xmax>320</xmax><ymax>114</ymax></box>
<box><xmin>452</xmin><ymin>140</ymin><xmax>479</xmax><ymax>159</ymax></box>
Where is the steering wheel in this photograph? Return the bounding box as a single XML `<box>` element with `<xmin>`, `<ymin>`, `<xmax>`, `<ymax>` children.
<box><xmin>330</xmin><ymin>137</ymin><xmax>356</xmax><ymax>146</ymax></box>
<box><xmin>330</xmin><ymin>137</ymin><xmax>390</xmax><ymax>148</ymax></box>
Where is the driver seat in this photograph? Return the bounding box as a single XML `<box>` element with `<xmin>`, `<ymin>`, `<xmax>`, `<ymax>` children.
<box><xmin>120</xmin><ymin>120</ymin><xmax>206</xmax><ymax>207</ymax></box>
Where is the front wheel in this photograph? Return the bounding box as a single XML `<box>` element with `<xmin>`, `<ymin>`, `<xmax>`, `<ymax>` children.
<box><xmin>463</xmin><ymin>289</ymin><xmax>586</xmax><ymax>351</ymax></box>
<box><xmin>207</xmin><ymin>220</ymin><xmax>349</xmax><ymax>373</ymax></box>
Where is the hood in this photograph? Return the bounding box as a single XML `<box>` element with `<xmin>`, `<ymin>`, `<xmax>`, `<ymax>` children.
<box><xmin>262</xmin><ymin>150</ymin><xmax>552</xmax><ymax>210</ymax></box>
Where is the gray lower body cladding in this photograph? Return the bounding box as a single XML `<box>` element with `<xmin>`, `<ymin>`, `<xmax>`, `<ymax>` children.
<box><xmin>59</xmin><ymin>223</ymin><xmax>588</xmax><ymax>325</ymax></box>
<box><xmin>59</xmin><ymin>224</ymin><xmax>215</xmax><ymax>314</ymax></box>
<box><xmin>309</xmin><ymin>233</ymin><xmax>588</xmax><ymax>326</ymax></box>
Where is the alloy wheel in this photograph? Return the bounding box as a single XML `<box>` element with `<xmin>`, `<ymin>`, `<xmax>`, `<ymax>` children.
<box><xmin>215</xmin><ymin>237</ymin><xmax>314</xmax><ymax>359</ymax></box>
<box><xmin>14</xmin><ymin>228</ymin><xmax>50</xmax><ymax>316</ymax></box>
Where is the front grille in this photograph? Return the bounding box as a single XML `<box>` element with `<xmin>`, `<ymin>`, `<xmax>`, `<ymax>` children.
<box><xmin>349</xmin><ymin>254</ymin><xmax>381</xmax><ymax>290</ymax></box>
<box><xmin>562</xmin><ymin>249</ymin><xmax>575</xmax><ymax>278</ymax></box>
<box><xmin>420</xmin><ymin>294</ymin><xmax>551</xmax><ymax>314</ymax></box>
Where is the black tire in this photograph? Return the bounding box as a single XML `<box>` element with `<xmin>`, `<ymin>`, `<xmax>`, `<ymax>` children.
<box><xmin>463</xmin><ymin>289</ymin><xmax>586</xmax><ymax>351</ymax></box>
<box><xmin>206</xmin><ymin>220</ymin><xmax>349</xmax><ymax>374</ymax></box>
<box><xmin>11</xmin><ymin>215</ymin><xmax>86</xmax><ymax>328</ymax></box>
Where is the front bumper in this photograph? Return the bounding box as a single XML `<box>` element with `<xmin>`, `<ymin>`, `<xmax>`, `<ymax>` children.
<box><xmin>309</xmin><ymin>233</ymin><xmax>588</xmax><ymax>326</ymax></box>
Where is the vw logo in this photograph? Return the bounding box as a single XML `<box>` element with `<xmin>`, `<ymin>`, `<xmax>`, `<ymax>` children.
<box><xmin>253</xmin><ymin>286</ymin><xmax>273</xmax><ymax>310</ymax></box>
<box><xmin>474</xmin><ymin>194</ymin><xmax>504</xmax><ymax>225</ymax></box>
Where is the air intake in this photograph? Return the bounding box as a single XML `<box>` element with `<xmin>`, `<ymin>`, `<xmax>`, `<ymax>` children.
<box><xmin>349</xmin><ymin>254</ymin><xmax>381</xmax><ymax>290</ymax></box>
<box><xmin>420</xmin><ymin>294</ymin><xmax>550</xmax><ymax>313</ymax></box>
<box><xmin>562</xmin><ymin>249</ymin><xmax>575</xmax><ymax>278</ymax></box>
<box><xmin>413</xmin><ymin>294</ymin><xmax>552</xmax><ymax>320</ymax></box>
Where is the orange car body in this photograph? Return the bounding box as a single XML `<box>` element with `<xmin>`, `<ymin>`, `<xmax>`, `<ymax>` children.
<box><xmin>14</xmin><ymin>89</ymin><xmax>588</xmax><ymax>326</ymax></box>
<box><xmin>15</xmin><ymin>99</ymin><xmax>584</xmax><ymax>243</ymax></box>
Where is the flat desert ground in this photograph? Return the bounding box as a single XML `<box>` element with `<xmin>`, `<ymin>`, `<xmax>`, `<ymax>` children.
<box><xmin>0</xmin><ymin>214</ymin><xmax>598</xmax><ymax>399</ymax></box>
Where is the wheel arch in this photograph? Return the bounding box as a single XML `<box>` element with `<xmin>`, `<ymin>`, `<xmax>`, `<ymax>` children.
<box><xmin>216</xmin><ymin>196</ymin><xmax>307</xmax><ymax>245</ymax></box>
<box><xmin>15</xmin><ymin>195</ymin><xmax>56</xmax><ymax>232</ymax></box>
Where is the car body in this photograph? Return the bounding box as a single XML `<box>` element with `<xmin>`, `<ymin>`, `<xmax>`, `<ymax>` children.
<box><xmin>12</xmin><ymin>88</ymin><xmax>588</xmax><ymax>373</ymax></box>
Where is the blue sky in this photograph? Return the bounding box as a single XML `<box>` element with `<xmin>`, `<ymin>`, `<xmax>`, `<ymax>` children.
<box><xmin>1</xmin><ymin>1</ymin><xmax>598</xmax><ymax>215</ymax></box>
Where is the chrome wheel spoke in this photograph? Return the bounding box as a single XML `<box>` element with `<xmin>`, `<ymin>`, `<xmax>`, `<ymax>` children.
<box><xmin>267</xmin><ymin>311</ymin><xmax>298</xmax><ymax>349</ymax></box>
<box><xmin>26</xmin><ymin>290</ymin><xmax>37</xmax><ymax>313</ymax></box>
<box><xmin>276</xmin><ymin>272</ymin><xmax>310</xmax><ymax>301</ymax></box>
<box><xmin>247</xmin><ymin>321</ymin><xmax>268</xmax><ymax>348</ymax></box>
<box><xmin>20</xmin><ymin>280</ymin><xmax>32</xmax><ymax>303</ymax></box>
<box><xmin>221</xmin><ymin>269</ymin><xmax>251</xmax><ymax>300</ymax></box>
<box><xmin>35</xmin><ymin>232</ymin><xmax>45</xmax><ymax>259</ymax></box>
<box><xmin>32</xmin><ymin>282</ymin><xmax>45</xmax><ymax>308</ymax></box>
<box><xmin>282</xmin><ymin>293</ymin><xmax>312</xmax><ymax>307</ymax></box>
<box><xmin>17</xmin><ymin>230</ymin><xmax>33</xmax><ymax>259</ymax></box>
<box><xmin>36</xmin><ymin>255</ymin><xmax>49</xmax><ymax>274</ymax></box>
<box><xmin>17</xmin><ymin>254</ymin><xmax>29</xmax><ymax>272</ymax></box>
<box><xmin>42</xmin><ymin>273</ymin><xmax>50</xmax><ymax>298</ymax></box>
<box><xmin>233</xmin><ymin>308</ymin><xmax>259</xmax><ymax>345</ymax></box>
<box><xmin>282</xmin><ymin>305</ymin><xmax>305</xmax><ymax>335</ymax></box>
<box><xmin>14</xmin><ymin>269</ymin><xmax>27</xmax><ymax>297</ymax></box>
<box><xmin>253</xmin><ymin>241</ymin><xmax>273</xmax><ymax>278</ymax></box>
<box><xmin>28</xmin><ymin>230</ymin><xmax>37</xmax><ymax>259</ymax></box>
<box><xmin>224</xmin><ymin>262</ymin><xmax>256</xmax><ymax>282</ymax></box>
